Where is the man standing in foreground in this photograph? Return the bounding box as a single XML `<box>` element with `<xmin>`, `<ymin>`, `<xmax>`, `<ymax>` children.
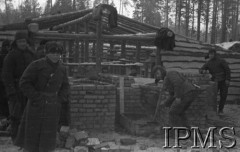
<box><xmin>2</xmin><ymin>31</ymin><xmax>36</xmax><ymax>141</ymax></box>
<box><xmin>199</xmin><ymin>49</ymin><xmax>231</xmax><ymax>114</ymax></box>
<box><xmin>15</xmin><ymin>41</ymin><xmax>70</xmax><ymax>152</ymax></box>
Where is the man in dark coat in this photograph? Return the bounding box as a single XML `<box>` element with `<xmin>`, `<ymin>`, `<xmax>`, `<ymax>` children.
<box><xmin>199</xmin><ymin>49</ymin><xmax>231</xmax><ymax>114</ymax></box>
<box><xmin>2</xmin><ymin>31</ymin><xmax>36</xmax><ymax>141</ymax></box>
<box><xmin>0</xmin><ymin>40</ymin><xmax>11</xmax><ymax>118</ymax></box>
<box><xmin>15</xmin><ymin>41</ymin><xmax>70</xmax><ymax>152</ymax></box>
<box><xmin>153</xmin><ymin>66</ymin><xmax>200</xmax><ymax>128</ymax></box>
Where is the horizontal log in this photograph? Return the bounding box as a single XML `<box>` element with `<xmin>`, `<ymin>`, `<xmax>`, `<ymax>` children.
<box><xmin>53</xmin><ymin>13</ymin><xmax>93</xmax><ymax>30</ymax></box>
<box><xmin>32</xmin><ymin>9</ymin><xmax>93</xmax><ymax>23</ymax></box>
<box><xmin>34</xmin><ymin>32</ymin><xmax>155</xmax><ymax>42</ymax></box>
<box><xmin>226</xmin><ymin>95</ymin><xmax>240</xmax><ymax>101</ymax></box>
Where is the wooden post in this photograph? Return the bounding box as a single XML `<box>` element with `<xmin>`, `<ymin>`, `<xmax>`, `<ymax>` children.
<box><xmin>74</xmin><ymin>39</ymin><xmax>80</xmax><ymax>63</ymax></box>
<box><xmin>156</xmin><ymin>47</ymin><xmax>162</xmax><ymax>66</ymax></box>
<box><xmin>84</xmin><ymin>21</ymin><xmax>89</xmax><ymax>62</ymax></box>
<box><xmin>81</xmin><ymin>41</ymin><xmax>84</xmax><ymax>62</ymax></box>
<box><xmin>136</xmin><ymin>42</ymin><xmax>141</xmax><ymax>62</ymax></box>
<box><xmin>109</xmin><ymin>42</ymin><xmax>114</xmax><ymax>61</ymax></box>
<box><xmin>121</xmin><ymin>40</ymin><xmax>126</xmax><ymax>58</ymax></box>
<box><xmin>62</xmin><ymin>27</ymin><xmax>67</xmax><ymax>63</ymax></box>
<box><xmin>74</xmin><ymin>23</ymin><xmax>80</xmax><ymax>63</ymax></box>
<box><xmin>92</xmin><ymin>41</ymin><xmax>96</xmax><ymax>62</ymax></box>
<box><xmin>119</xmin><ymin>76</ymin><xmax>125</xmax><ymax>114</ymax></box>
<box><xmin>96</xmin><ymin>17</ymin><xmax>103</xmax><ymax>73</ymax></box>
<box><xmin>121</xmin><ymin>41</ymin><xmax>126</xmax><ymax>75</ymax></box>
<box><xmin>145</xmin><ymin>63</ymin><xmax>149</xmax><ymax>77</ymax></box>
<box><xmin>69</xmin><ymin>40</ymin><xmax>73</xmax><ymax>63</ymax></box>
<box><xmin>65</xmin><ymin>41</ymin><xmax>69</xmax><ymax>64</ymax></box>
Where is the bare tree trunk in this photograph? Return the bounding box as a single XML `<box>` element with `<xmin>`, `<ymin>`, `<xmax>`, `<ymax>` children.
<box><xmin>178</xmin><ymin>0</ymin><xmax>182</xmax><ymax>33</ymax></box>
<box><xmin>197</xmin><ymin>0</ymin><xmax>203</xmax><ymax>41</ymax></box>
<box><xmin>221</xmin><ymin>0</ymin><xmax>228</xmax><ymax>42</ymax></box>
<box><xmin>165</xmin><ymin>0</ymin><xmax>169</xmax><ymax>27</ymax></box>
<box><xmin>119</xmin><ymin>0</ymin><xmax>122</xmax><ymax>15</ymax></box>
<box><xmin>175</xmin><ymin>0</ymin><xmax>178</xmax><ymax>31</ymax></box>
<box><xmin>185</xmin><ymin>0</ymin><xmax>190</xmax><ymax>36</ymax></box>
<box><xmin>205</xmin><ymin>0</ymin><xmax>210</xmax><ymax>42</ymax></box>
<box><xmin>73</xmin><ymin>0</ymin><xmax>76</xmax><ymax>10</ymax></box>
<box><xmin>235</xmin><ymin>0</ymin><xmax>239</xmax><ymax>40</ymax></box>
<box><xmin>191</xmin><ymin>0</ymin><xmax>195</xmax><ymax>38</ymax></box>
<box><xmin>211</xmin><ymin>0</ymin><xmax>218</xmax><ymax>43</ymax></box>
<box><xmin>5</xmin><ymin>0</ymin><xmax>9</xmax><ymax>24</ymax></box>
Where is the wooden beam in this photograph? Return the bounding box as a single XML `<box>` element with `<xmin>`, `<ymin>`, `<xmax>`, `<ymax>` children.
<box><xmin>96</xmin><ymin>17</ymin><xmax>103</xmax><ymax>73</ymax></box>
<box><xmin>74</xmin><ymin>39</ymin><xmax>80</xmax><ymax>63</ymax></box>
<box><xmin>84</xmin><ymin>21</ymin><xmax>89</xmax><ymax>62</ymax></box>
<box><xmin>34</xmin><ymin>32</ymin><xmax>155</xmax><ymax>41</ymax></box>
<box><xmin>81</xmin><ymin>41</ymin><xmax>84</xmax><ymax>62</ymax></box>
<box><xmin>92</xmin><ymin>41</ymin><xmax>96</xmax><ymax>62</ymax></box>
<box><xmin>156</xmin><ymin>47</ymin><xmax>162</xmax><ymax>66</ymax></box>
<box><xmin>53</xmin><ymin>13</ymin><xmax>92</xmax><ymax>30</ymax></box>
<box><xmin>32</xmin><ymin>9</ymin><xmax>93</xmax><ymax>23</ymax></box>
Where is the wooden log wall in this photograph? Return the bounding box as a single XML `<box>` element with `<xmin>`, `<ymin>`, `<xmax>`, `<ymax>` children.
<box><xmin>103</xmin><ymin>39</ymin><xmax>240</xmax><ymax>102</ymax></box>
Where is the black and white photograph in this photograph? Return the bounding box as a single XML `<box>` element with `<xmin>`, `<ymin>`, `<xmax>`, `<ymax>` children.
<box><xmin>0</xmin><ymin>0</ymin><xmax>240</xmax><ymax>151</ymax></box>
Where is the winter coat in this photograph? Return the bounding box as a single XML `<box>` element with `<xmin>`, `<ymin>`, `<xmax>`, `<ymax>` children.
<box><xmin>1</xmin><ymin>47</ymin><xmax>35</xmax><ymax>121</ymax></box>
<box><xmin>14</xmin><ymin>57</ymin><xmax>69</xmax><ymax>152</ymax></box>
<box><xmin>200</xmin><ymin>56</ymin><xmax>231</xmax><ymax>82</ymax></box>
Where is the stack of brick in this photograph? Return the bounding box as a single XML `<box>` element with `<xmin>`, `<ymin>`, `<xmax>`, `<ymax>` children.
<box><xmin>70</xmin><ymin>80</ymin><xmax>116</xmax><ymax>130</ymax></box>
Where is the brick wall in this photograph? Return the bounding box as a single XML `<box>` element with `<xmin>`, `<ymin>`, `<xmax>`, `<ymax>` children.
<box><xmin>70</xmin><ymin>80</ymin><xmax>116</xmax><ymax>130</ymax></box>
<box><xmin>68</xmin><ymin>73</ymin><xmax>217</xmax><ymax>130</ymax></box>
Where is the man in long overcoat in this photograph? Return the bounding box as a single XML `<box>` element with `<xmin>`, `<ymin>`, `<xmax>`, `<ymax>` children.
<box><xmin>15</xmin><ymin>41</ymin><xmax>70</xmax><ymax>152</ymax></box>
<box><xmin>0</xmin><ymin>40</ymin><xmax>11</xmax><ymax>118</ymax></box>
<box><xmin>2</xmin><ymin>31</ymin><xmax>36</xmax><ymax>140</ymax></box>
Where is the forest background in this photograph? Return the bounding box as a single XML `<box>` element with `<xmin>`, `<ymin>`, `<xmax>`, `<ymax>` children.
<box><xmin>0</xmin><ymin>0</ymin><xmax>238</xmax><ymax>44</ymax></box>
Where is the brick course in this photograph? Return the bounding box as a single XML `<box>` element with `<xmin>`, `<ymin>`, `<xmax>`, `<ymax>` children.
<box><xmin>70</xmin><ymin>80</ymin><xmax>116</xmax><ymax>130</ymax></box>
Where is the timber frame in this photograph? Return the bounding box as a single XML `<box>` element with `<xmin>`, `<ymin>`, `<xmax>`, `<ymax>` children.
<box><xmin>0</xmin><ymin>5</ymin><xmax>212</xmax><ymax>75</ymax></box>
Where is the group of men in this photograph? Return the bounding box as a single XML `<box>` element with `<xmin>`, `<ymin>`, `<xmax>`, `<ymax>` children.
<box><xmin>0</xmin><ymin>30</ymin><xmax>70</xmax><ymax>152</ymax></box>
<box><xmin>153</xmin><ymin>48</ymin><xmax>231</xmax><ymax>129</ymax></box>
<box><xmin>0</xmin><ymin>29</ymin><xmax>231</xmax><ymax>151</ymax></box>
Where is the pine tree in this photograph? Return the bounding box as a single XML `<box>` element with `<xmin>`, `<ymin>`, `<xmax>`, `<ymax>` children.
<box><xmin>52</xmin><ymin>0</ymin><xmax>73</xmax><ymax>14</ymax></box>
<box><xmin>44</xmin><ymin>0</ymin><xmax>52</xmax><ymax>15</ymax></box>
<box><xmin>19</xmin><ymin>0</ymin><xmax>41</xmax><ymax>19</ymax></box>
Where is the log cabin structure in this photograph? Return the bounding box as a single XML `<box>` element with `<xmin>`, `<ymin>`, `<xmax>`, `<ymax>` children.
<box><xmin>0</xmin><ymin>5</ymin><xmax>239</xmax><ymax>103</ymax></box>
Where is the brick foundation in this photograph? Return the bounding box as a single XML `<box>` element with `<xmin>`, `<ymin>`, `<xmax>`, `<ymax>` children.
<box><xmin>70</xmin><ymin>80</ymin><xmax>116</xmax><ymax>130</ymax></box>
<box><xmin>69</xmin><ymin>73</ymin><xmax>217</xmax><ymax>131</ymax></box>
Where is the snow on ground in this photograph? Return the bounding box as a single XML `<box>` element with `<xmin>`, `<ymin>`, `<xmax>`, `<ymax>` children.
<box><xmin>0</xmin><ymin>104</ymin><xmax>240</xmax><ymax>152</ymax></box>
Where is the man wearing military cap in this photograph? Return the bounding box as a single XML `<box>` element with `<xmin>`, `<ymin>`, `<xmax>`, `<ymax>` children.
<box><xmin>2</xmin><ymin>30</ymin><xmax>36</xmax><ymax>141</ymax></box>
<box><xmin>15</xmin><ymin>41</ymin><xmax>69</xmax><ymax>152</ymax></box>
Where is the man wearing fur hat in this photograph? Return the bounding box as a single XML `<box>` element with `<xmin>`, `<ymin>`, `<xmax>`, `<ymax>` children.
<box><xmin>15</xmin><ymin>41</ymin><xmax>69</xmax><ymax>152</ymax></box>
<box><xmin>2</xmin><ymin>30</ymin><xmax>36</xmax><ymax>141</ymax></box>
